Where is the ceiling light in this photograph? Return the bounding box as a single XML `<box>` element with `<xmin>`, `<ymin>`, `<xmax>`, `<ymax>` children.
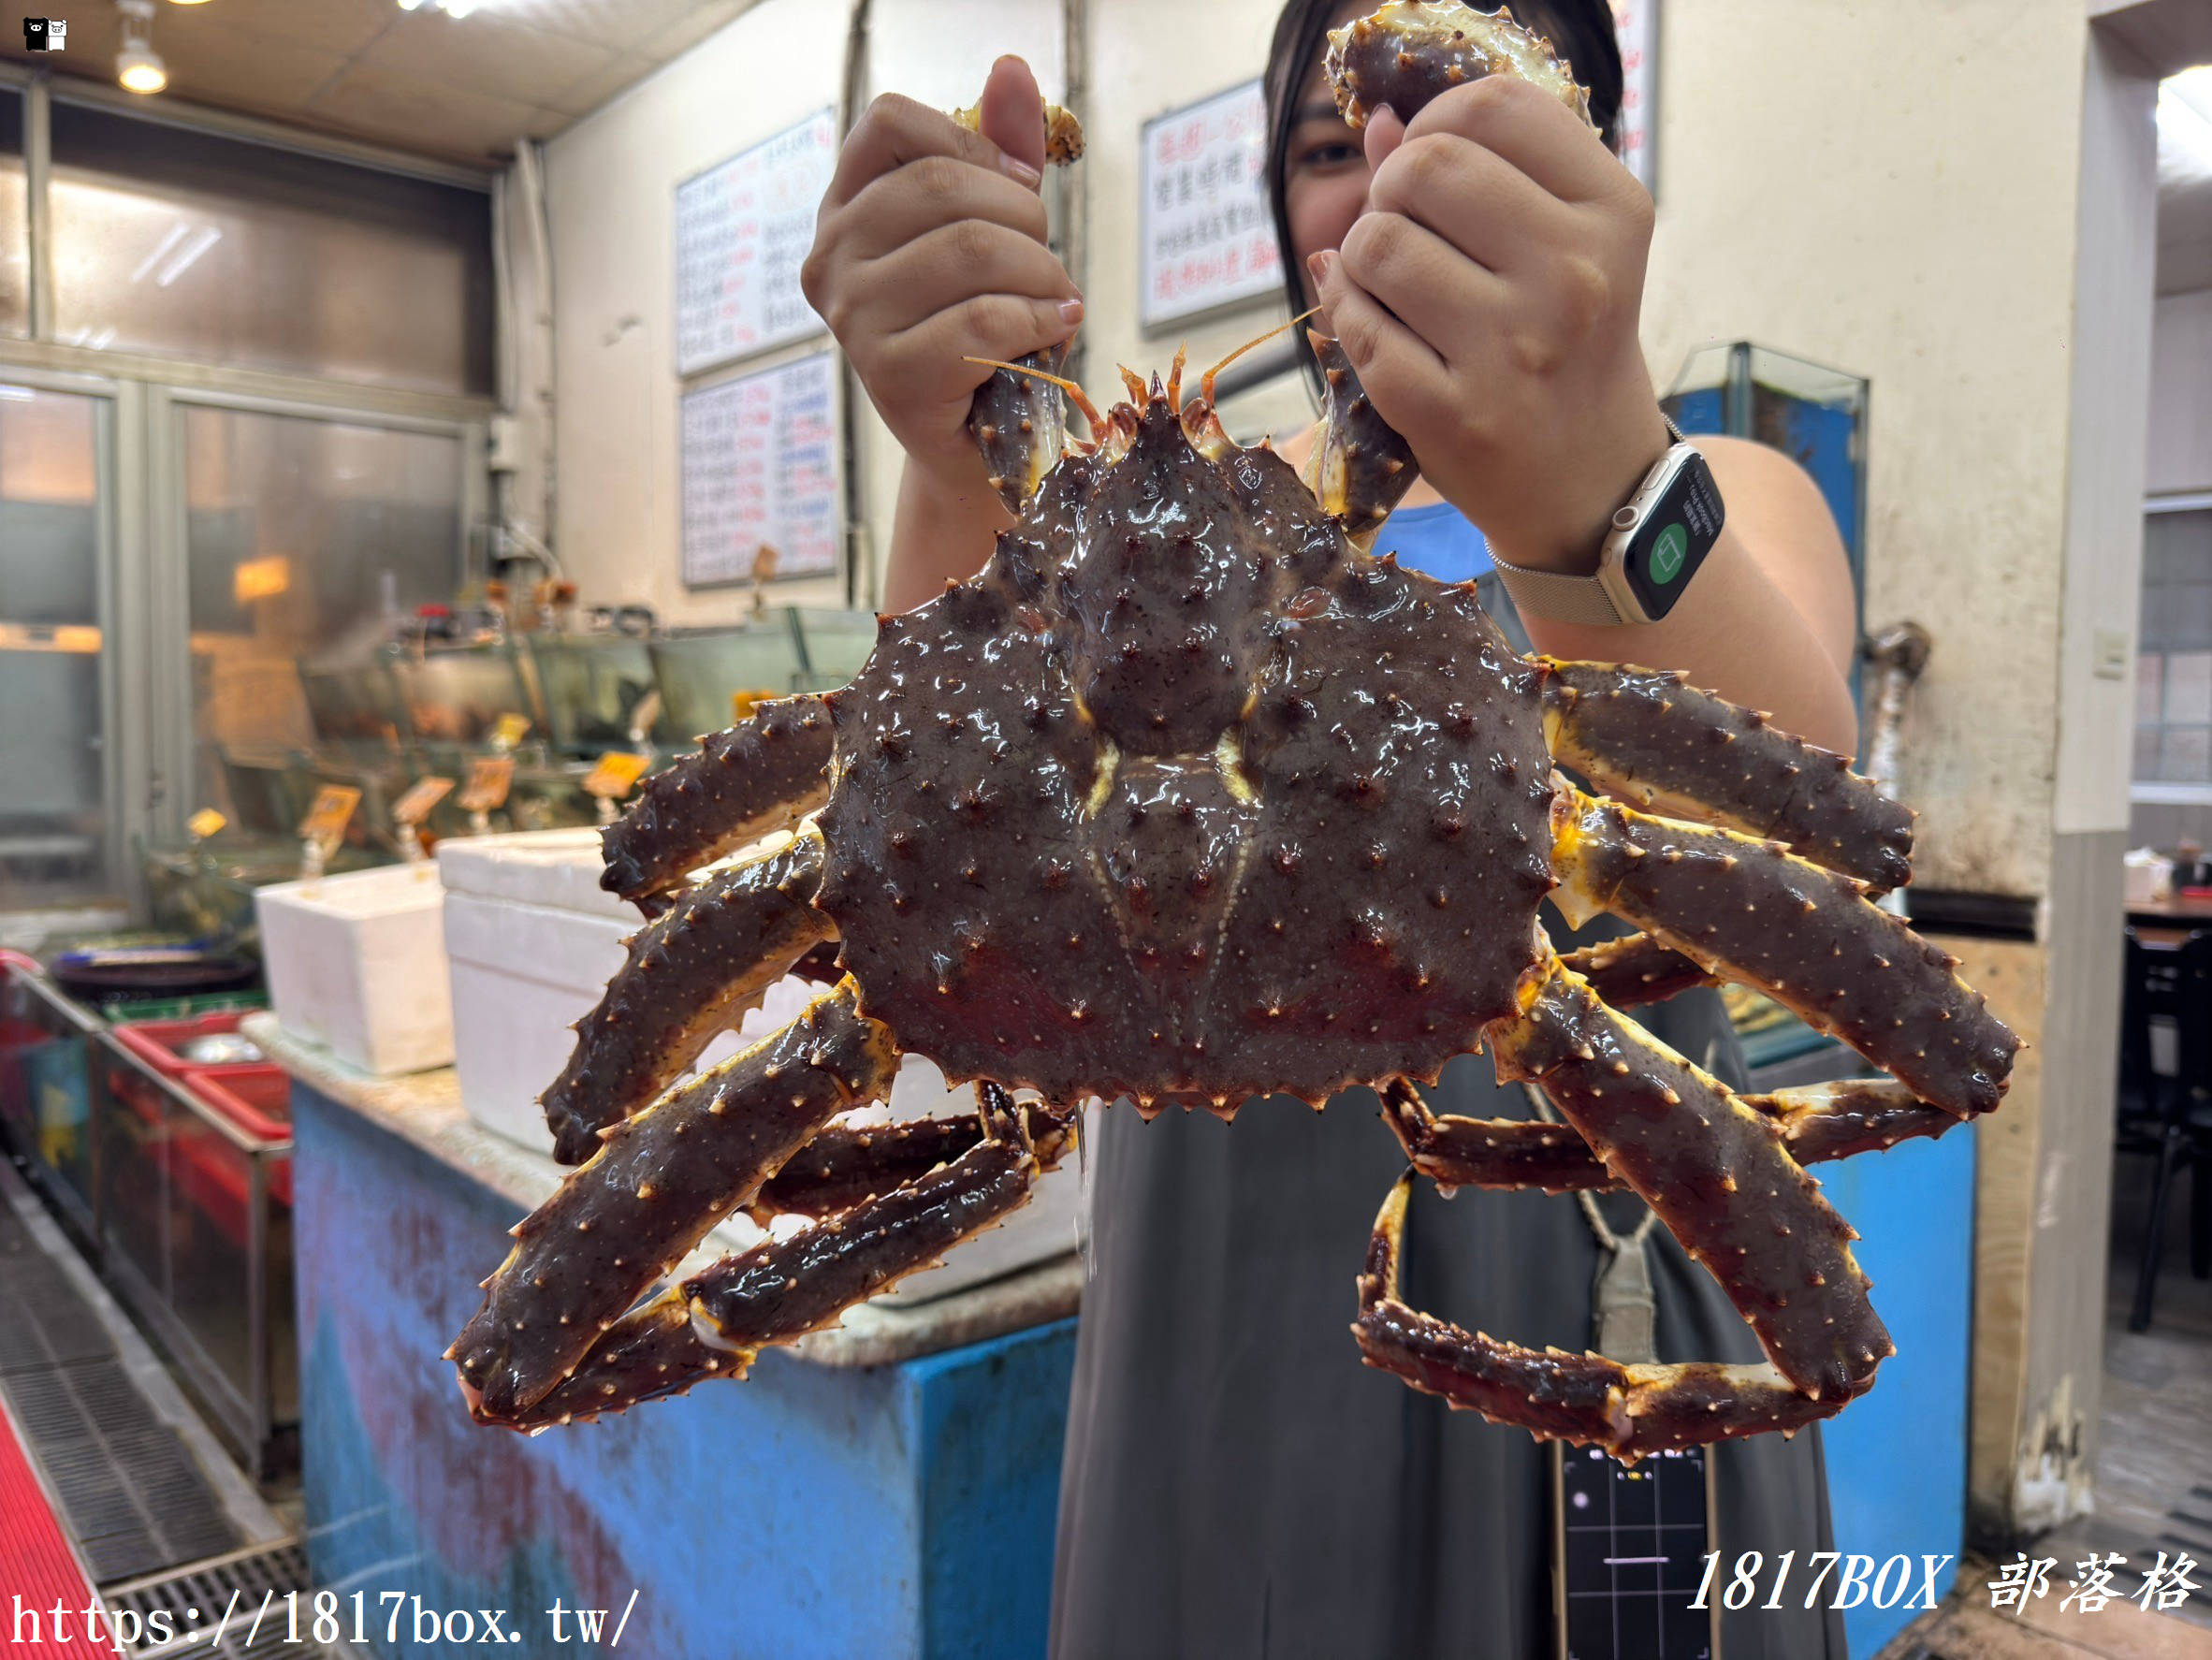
<box><xmin>398</xmin><ymin>0</ymin><xmax>489</xmax><ymax>15</ymax></box>
<box><xmin>115</xmin><ymin>0</ymin><xmax>167</xmax><ymax>95</ymax></box>
<box><xmin>2161</xmin><ymin>65</ymin><xmax>2212</xmax><ymax>184</ymax></box>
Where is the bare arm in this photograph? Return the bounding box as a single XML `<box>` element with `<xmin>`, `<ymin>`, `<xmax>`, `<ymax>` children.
<box><xmin>1522</xmin><ymin>435</ymin><xmax>1861</xmax><ymax>756</ymax></box>
<box><xmin>802</xmin><ymin>55</ymin><xmax>1080</xmax><ymax>616</ymax></box>
<box><xmin>1307</xmin><ymin>80</ymin><xmax>1858</xmax><ymax>756</ymax></box>
<box><xmin>882</xmin><ymin>459</ymin><xmax>1014</xmax><ymax>613</ymax></box>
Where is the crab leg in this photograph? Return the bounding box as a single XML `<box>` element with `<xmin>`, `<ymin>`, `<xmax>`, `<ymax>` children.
<box><xmin>1557</xmin><ymin>930</ymin><xmax>1717</xmax><ymax>1010</ymax></box>
<box><xmin>1496</xmin><ymin>954</ymin><xmax>1886</xmax><ymax>1401</ymax></box>
<box><xmin>1380</xmin><ymin>1077</ymin><xmax>1967</xmax><ymax>1195</ymax></box>
<box><xmin>450</xmin><ymin>981</ymin><xmax>894</xmax><ymax>1421</ymax></box>
<box><xmin>1302</xmin><ymin>332</ymin><xmax>1419</xmax><ymax>546</ymax></box>
<box><xmin>1354</xmin><ymin>949</ymin><xmax>1891</xmax><ymax>1451</ymax></box>
<box><xmin>1540</xmin><ymin>662</ymin><xmax>1914</xmax><ymax>891</ymax></box>
<box><xmin>1326</xmin><ymin>2</ymin><xmax>1596</xmax><ymax>134</ymax></box>
<box><xmin>750</xmin><ymin>1098</ymin><xmax>1075</xmax><ymax>1221</ymax></box>
<box><xmin>1354</xmin><ymin>1174</ymin><xmax>1843</xmax><ymax>1455</ymax></box>
<box><xmin>599</xmin><ymin>694</ymin><xmax>834</xmax><ymax>909</ymax></box>
<box><xmin>487</xmin><ymin>1090</ymin><xmax>1070</xmax><ymax>1430</ymax></box>
<box><xmin>968</xmin><ymin>345</ymin><xmax>1079</xmax><ymax>513</ymax></box>
<box><xmin>1549</xmin><ymin>784</ymin><xmax>2016</xmax><ymax>1116</ymax></box>
<box><xmin>542</xmin><ymin>828</ymin><xmax>835</xmax><ymax>1165</ymax></box>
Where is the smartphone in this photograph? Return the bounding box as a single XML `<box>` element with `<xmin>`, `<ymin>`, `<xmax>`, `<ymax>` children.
<box><xmin>1552</xmin><ymin>1440</ymin><xmax>1721</xmax><ymax>1659</ymax></box>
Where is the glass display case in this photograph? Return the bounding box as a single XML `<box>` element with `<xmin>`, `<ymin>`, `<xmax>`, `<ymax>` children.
<box><xmin>0</xmin><ymin>951</ymin><xmax>103</xmax><ymax>1246</ymax></box>
<box><xmin>386</xmin><ymin>644</ymin><xmax>534</xmax><ymax>747</ymax></box>
<box><xmin>95</xmin><ymin>1036</ymin><xmax>296</xmax><ymax>1476</ymax></box>
<box><xmin>1664</xmin><ymin>342</ymin><xmax>1872</xmax><ymax>1074</ymax></box>
<box><xmin>525</xmin><ymin>633</ymin><xmax>660</xmax><ymax>754</ymax></box>
<box><xmin>1664</xmin><ymin>341</ymin><xmax>1869</xmax><ymax>600</ymax></box>
<box><xmin>649</xmin><ymin>625</ymin><xmax>806</xmax><ymax>742</ymax></box>
<box><xmin>788</xmin><ymin>607</ymin><xmax>880</xmax><ymax>692</ymax></box>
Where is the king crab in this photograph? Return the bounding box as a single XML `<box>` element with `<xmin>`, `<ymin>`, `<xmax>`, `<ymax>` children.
<box><xmin>450</xmin><ymin>2</ymin><xmax>2016</xmax><ymax>1456</ymax></box>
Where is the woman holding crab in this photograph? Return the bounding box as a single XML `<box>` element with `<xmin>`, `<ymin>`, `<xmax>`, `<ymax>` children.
<box><xmin>802</xmin><ymin>1</ymin><xmax>1858</xmax><ymax>1653</ymax></box>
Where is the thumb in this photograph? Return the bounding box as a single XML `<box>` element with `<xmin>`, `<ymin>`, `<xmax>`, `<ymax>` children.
<box><xmin>977</xmin><ymin>53</ymin><xmax>1048</xmax><ymax>183</ymax></box>
<box><xmin>1361</xmin><ymin>104</ymin><xmax>1405</xmax><ymax>175</ymax></box>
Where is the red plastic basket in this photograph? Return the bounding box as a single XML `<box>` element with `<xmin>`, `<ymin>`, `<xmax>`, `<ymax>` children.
<box><xmin>177</xmin><ymin>1066</ymin><xmax>294</xmax><ymax>1213</ymax></box>
<box><xmin>110</xmin><ymin>1011</ymin><xmax>263</xmax><ymax>1080</ymax></box>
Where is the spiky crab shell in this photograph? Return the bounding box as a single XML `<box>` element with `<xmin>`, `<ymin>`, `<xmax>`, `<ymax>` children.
<box><xmin>814</xmin><ymin>395</ymin><xmax>1555</xmax><ymax>1111</ymax></box>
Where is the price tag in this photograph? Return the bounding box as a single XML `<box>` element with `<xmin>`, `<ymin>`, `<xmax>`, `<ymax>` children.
<box><xmin>583</xmin><ymin>752</ymin><xmax>653</xmax><ymax>801</ymax></box>
<box><xmin>298</xmin><ymin>785</ymin><xmax>361</xmax><ymax>852</ymax></box>
<box><xmin>491</xmin><ymin>712</ymin><xmax>532</xmax><ymax>751</ymax></box>
<box><xmin>186</xmin><ymin>808</ymin><xmax>227</xmax><ymax>840</ymax></box>
<box><xmin>392</xmin><ymin>776</ymin><xmax>456</xmax><ymax>826</ymax></box>
<box><xmin>457</xmin><ymin>757</ymin><xmax>516</xmax><ymax>813</ymax></box>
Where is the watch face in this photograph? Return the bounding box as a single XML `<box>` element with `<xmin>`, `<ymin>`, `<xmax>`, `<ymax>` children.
<box><xmin>1623</xmin><ymin>454</ymin><xmax>1725</xmax><ymax>619</ymax></box>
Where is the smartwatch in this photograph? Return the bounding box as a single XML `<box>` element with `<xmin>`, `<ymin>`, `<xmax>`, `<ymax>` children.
<box><xmin>1489</xmin><ymin>419</ymin><xmax>1725</xmax><ymax>626</ymax></box>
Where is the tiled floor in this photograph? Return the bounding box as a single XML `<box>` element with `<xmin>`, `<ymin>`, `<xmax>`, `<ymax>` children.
<box><xmin>1875</xmin><ymin>1145</ymin><xmax>2212</xmax><ymax>1659</ymax></box>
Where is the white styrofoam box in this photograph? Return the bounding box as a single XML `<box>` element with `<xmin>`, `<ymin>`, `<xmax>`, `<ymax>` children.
<box><xmin>438</xmin><ymin>827</ymin><xmax>1082</xmax><ymax>1301</ymax></box>
<box><xmin>255</xmin><ymin>863</ymin><xmax>454</xmax><ymax>1075</ymax></box>
<box><xmin>439</xmin><ymin>829</ymin><xmax>749</xmax><ymax>1155</ymax></box>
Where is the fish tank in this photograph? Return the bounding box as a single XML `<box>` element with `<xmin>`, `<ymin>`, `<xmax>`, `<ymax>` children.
<box><xmin>1663</xmin><ymin>341</ymin><xmax>1868</xmax><ymax>615</ymax></box>
<box><xmin>1663</xmin><ymin>342</ymin><xmax>1872</xmax><ymax>1075</ymax></box>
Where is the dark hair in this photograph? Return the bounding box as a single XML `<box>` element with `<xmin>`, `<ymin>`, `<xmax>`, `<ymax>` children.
<box><xmin>1262</xmin><ymin>0</ymin><xmax>1624</xmax><ymax>333</ymax></box>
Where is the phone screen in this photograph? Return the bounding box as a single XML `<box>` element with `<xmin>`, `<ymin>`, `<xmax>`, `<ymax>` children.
<box><xmin>1553</xmin><ymin>1441</ymin><xmax>1720</xmax><ymax>1659</ymax></box>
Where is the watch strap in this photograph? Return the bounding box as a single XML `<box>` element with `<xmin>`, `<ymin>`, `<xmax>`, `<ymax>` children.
<box><xmin>1486</xmin><ymin>414</ymin><xmax>1690</xmax><ymax>627</ymax></box>
<box><xmin>1487</xmin><ymin>556</ymin><xmax>1627</xmax><ymax>625</ymax></box>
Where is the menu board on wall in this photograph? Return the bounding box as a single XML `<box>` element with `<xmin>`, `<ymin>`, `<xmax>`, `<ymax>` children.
<box><xmin>1138</xmin><ymin>80</ymin><xmax>1283</xmax><ymax>331</ymax></box>
<box><xmin>675</xmin><ymin>109</ymin><xmax>837</xmax><ymax>376</ymax></box>
<box><xmin>1611</xmin><ymin>0</ymin><xmax>1657</xmax><ymax>195</ymax></box>
<box><xmin>679</xmin><ymin>351</ymin><xmax>839</xmax><ymax>588</ymax></box>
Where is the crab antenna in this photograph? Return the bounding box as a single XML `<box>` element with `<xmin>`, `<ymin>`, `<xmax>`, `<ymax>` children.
<box><xmin>1165</xmin><ymin>344</ymin><xmax>1188</xmax><ymax>411</ymax></box>
<box><xmin>1200</xmin><ymin>306</ymin><xmax>1321</xmax><ymax>408</ymax></box>
<box><xmin>962</xmin><ymin>355</ymin><xmax>1104</xmax><ymax>434</ymax></box>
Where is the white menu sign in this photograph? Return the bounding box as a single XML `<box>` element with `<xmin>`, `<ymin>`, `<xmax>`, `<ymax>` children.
<box><xmin>680</xmin><ymin>352</ymin><xmax>839</xmax><ymax>587</ymax></box>
<box><xmin>1139</xmin><ymin>80</ymin><xmax>1283</xmax><ymax>330</ymax></box>
<box><xmin>1610</xmin><ymin>0</ymin><xmax>1657</xmax><ymax>194</ymax></box>
<box><xmin>675</xmin><ymin>109</ymin><xmax>837</xmax><ymax>376</ymax></box>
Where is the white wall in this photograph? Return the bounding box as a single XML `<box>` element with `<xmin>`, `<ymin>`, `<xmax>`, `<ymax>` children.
<box><xmin>548</xmin><ymin>0</ymin><xmax>2100</xmax><ymax>892</ymax></box>
<box><xmin>544</xmin><ymin>0</ymin><xmax>1063</xmax><ymax>630</ymax></box>
<box><xmin>2148</xmin><ymin>287</ymin><xmax>2212</xmax><ymax>495</ymax></box>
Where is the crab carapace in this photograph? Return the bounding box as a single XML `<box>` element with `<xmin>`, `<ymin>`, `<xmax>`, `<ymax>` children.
<box><xmin>449</xmin><ymin>1</ymin><xmax>2016</xmax><ymax>1457</ymax></box>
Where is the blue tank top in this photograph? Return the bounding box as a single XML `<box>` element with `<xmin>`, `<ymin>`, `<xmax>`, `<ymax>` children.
<box><xmin>1374</xmin><ymin>501</ymin><xmax>1492</xmax><ymax>583</ymax></box>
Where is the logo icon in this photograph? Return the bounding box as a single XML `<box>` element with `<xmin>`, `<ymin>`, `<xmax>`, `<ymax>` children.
<box><xmin>23</xmin><ymin>18</ymin><xmax>66</xmax><ymax>51</ymax></box>
<box><xmin>1649</xmin><ymin>522</ymin><xmax>1688</xmax><ymax>584</ymax></box>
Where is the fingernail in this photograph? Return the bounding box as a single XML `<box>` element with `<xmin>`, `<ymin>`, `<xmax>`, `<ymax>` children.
<box><xmin>1307</xmin><ymin>250</ymin><xmax>1335</xmax><ymax>287</ymax></box>
<box><xmin>1002</xmin><ymin>154</ymin><xmax>1043</xmax><ymax>189</ymax></box>
<box><xmin>1058</xmin><ymin>297</ymin><xmax>1085</xmax><ymax>327</ymax></box>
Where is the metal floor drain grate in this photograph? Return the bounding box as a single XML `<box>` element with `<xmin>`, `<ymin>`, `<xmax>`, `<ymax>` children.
<box><xmin>105</xmin><ymin>1541</ymin><xmax>332</xmax><ymax>1659</ymax></box>
<box><xmin>5</xmin><ymin>1357</ymin><xmax>243</xmax><ymax>1581</ymax></box>
<box><xmin>0</xmin><ymin>1196</ymin><xmax>242</xmax><ymax>1583</ymax></box>
<box><xmin>0</xmin><ymin>1201</ymin><xmax>111</xmax><ymax>1373</ymax></box>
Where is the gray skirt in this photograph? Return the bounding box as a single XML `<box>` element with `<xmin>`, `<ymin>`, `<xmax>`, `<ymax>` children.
<box><xmin>1048</xmin><ymin>574</ymin><xmax>1848</xmax><ymax>1660</ymax></box>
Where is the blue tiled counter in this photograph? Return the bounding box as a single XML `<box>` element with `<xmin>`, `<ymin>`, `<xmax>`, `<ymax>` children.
<box><xmin>255</xmin><ymin>1019</ymin><xmax>1080</xmax><ymax>1660</ymax></box>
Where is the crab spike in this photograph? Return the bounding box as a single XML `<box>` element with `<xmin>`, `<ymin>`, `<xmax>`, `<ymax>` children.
<box><xmin>961</xmin><ymin>355</ymin><xmax>1103</xmax><ymax>434</ymax></box>
<box><xmin>1165</xmin><ymin>344</ymin><xmax>1187</xmax><ymax>411</ymax></box>
<box><xmin>1198</xmin><ymin>306</ymin><xmax>1320</xmax><ymax>409</ymax></box>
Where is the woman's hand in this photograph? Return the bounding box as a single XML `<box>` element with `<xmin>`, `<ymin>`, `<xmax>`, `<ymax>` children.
<box><xmin>1310</xmin><ymin>75</ymin><xmax>1669</xmax><ymax>574</ymax></box>
<box><xmin>801</xmin><ymin>55</ymin><xmax>1083</xmax><ymax>490</ymax></box>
